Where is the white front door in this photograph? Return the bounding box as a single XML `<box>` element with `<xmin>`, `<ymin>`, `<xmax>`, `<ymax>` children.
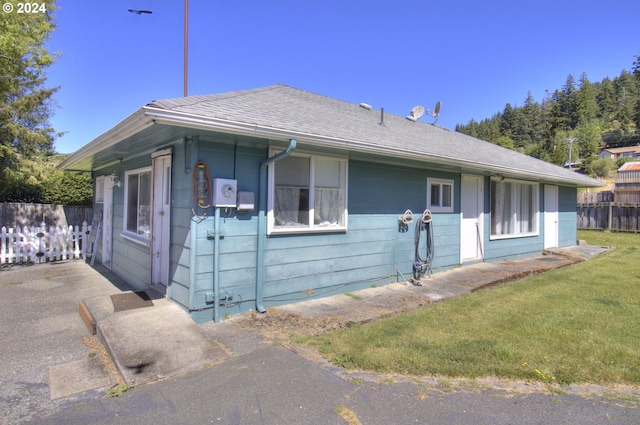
<box><xmin>461</xmin><ymin>175</ymin><xmax>484</xmax><ymax>261</ymax></box>
<box><xmin>151</xmin><ymin>152</ymin><xmax>172</xmax><ymax>288</ymax></box>
<box><xmin>102</xmin><ymin>176</ymin><xmax>114</xmax><ymax>269</ymax></box>
<box><xmin>544</xmin><ymin>185</ymin><xmax>559</xmax><ymax>249</ymax></box>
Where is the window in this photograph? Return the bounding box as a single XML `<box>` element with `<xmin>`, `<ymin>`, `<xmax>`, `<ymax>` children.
<box><xmin>268</xmin><ymin>151</ymin><xmax>347</xmax><ymax>234</ymax></box>
<box><xmin>123</xmin><ymin>167</ymin><xmax>152</xmax><ymax>241</ymax></box>
<box><xmin>490</xmin><ymin>178</ymin><xmax>539</xmax><ymax>238</ymax></box>
<box><xmin>95</xmin><ymin>176</ymin><xmax>105</xmax><ymax>204</ymax></box>
<box><xmin>427</xmin><ymin>178</ymin><xmax>454</xmax><ymax>213</ymax></box>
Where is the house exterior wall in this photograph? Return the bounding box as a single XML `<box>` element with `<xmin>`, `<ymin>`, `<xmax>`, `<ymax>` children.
<box><xmin>91</xmin><ymin>136</ymin><xmax>580</xmax><ymax>323</ymax></box>
<box><xmin>186</xmin><ymin>153</ymin><xmax>463</xmax><ymax>322</ymax></box>
<box><xmin>480</xmin><ymin>178</ymin><xmax>543</xmax><ymax>261</ymax></box>
<box><xmin>94</xmin><ymin>156</ymin><xmax>154</xmax><ymax>291</ymax></box>
<box><xmin>478</xmin><ymin>183</ymin><xmax>577</xmax><ymax>263</ymax></box>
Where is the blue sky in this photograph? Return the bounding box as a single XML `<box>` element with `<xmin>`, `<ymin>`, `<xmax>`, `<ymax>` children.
<box><xmin>47</xmin><ymin>0</ymin><xmax>640</xmax><ymax>154</ymax></box>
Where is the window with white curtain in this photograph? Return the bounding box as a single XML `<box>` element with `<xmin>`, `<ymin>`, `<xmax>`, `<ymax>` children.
<box><xmin>490</xmin><ymin>178</ymin><xmax>539</xmax><ymax>238</ymax></box>
<box><xmin>268</xmin><ymin>151</ymin><xmax>347</xmax><ymax>234</ymax></box>
<box><xmin>123</xmin><ymin>167</ymin><xmax>152</xmax><ymax>241</ymax></box>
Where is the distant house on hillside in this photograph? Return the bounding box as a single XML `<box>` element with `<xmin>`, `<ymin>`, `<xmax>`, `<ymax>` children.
<box><xmin>598</xmin><ymin>146</ymin><xmax>640</xmax><ymax>161</ymax></box>
<box><xmin>615</xmin><ymin>161</ymin><xmax>640</xmax><ymax>204</ymax></box>
<box><xmin>60</xmin><ymin>85</ymin><xmax>603</xmax><ymax>324</ymax></box>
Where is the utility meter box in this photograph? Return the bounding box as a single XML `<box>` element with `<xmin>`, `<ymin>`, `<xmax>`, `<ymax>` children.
<box><xmin>212</xmin><ymin>178</ymin><xmax>238</xmax><ymax>207</ymax></box>
<box><xmin>236</xmin><ymin>191</ymin><xmax>255</xmax><ymax>211</ymax></box>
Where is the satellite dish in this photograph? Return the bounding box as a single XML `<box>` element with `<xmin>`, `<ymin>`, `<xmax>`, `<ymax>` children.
<box><xmin>426</xmin><ymin>101</ymin><xmax>442</xmax><ymax>124</ymax></box>
<box><xmin>406</xmin><ymin>105</ymin><xmax>424</xmax><ymax>121</ymax></box>
<box><xmin>433</xmin><ymin>101</ymin><xmax>442</xmax><ymax>117</ymax></box>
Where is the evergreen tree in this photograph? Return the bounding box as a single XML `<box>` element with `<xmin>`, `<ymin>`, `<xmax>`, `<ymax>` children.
<box><xmin>0</xmin><ymin>1</ymin><xmax>66</xmax><ymax>203</ymax></box>
<box><xmin>520</xmin><ymin>92</ymin><xmax>541</xmax><ymax>146</ymax></box>
<box><xmin>455</xmin><ymin>54</ymin><xmax>640</xmax><ymax>170</ymax></box>
<box><xmin>575</xmin><ymin>121</ymin><xmax>601</xmax><ymax>160</ymax></box>
<box><xmin>613</xmin><ymin>70</ymin><xmax>638</xmax><ymax>133</ymax></box>
<box><xmin>0</xmin><ymin>0</ymin><xmax>59</xmax><ymax>161</ymax></box>
<box><xmin>575</xmin><ymin>73</ymin><xmax>598</xmax><ymax>125</ymax></box>
<box><xmin>500</xmin><ymin>103</ymin><xmax>515</xmax><ymax>137</ymax></box>
<box><xmin>477</xmin><ymin>115</ymin><xmax>502</xmax><ymax>144</ymax></box>
<box><xmin>556</xmin><ymin>75</ymin><xmax>577</xmax><ymax>128</ymax></box>
<box><xmin>538</xmin><ymin>91</ymin><xmax>557</xmax><ymax>149</ymax></box>
<box><xmin>632</xmin><ymin>54</ymin><xmax>640</xmax><ymax>129</ymax></box>
<box><xmin>596</xmin><ymin>77</ymin><xmax>616</xmax><ymax>122</ymax></box>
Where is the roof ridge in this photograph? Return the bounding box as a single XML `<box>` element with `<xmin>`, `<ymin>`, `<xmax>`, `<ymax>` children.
<box><xmin>147</xmin><ymin>84</ymin><xmax>286</xmax><ymax>110</ymax></box>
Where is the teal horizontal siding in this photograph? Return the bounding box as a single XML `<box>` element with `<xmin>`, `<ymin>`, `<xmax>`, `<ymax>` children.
<box><xmin>169</xmin><ymin>144</ymin><xmax>573</xmax><ymax>323</ymax></box>
<box><xmin>183</xmin><ymin>157</ymin><xmax>468</xmax><ymax>320</ymax></box>
<box><xmin>558</xmin><ymin>186</ymin><xmax>577</xmax><ymax>247</ymax></box>
<box><xmin>106</xmin><ymin>156</ymin><xmax>152</xmax><ymax>291</ymax></box>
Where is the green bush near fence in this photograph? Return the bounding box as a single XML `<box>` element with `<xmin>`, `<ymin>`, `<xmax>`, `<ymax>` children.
<box><xmin>0</xmin><ymin>155</ymin><xmax>92</xmax><ymax>205</ymax></box>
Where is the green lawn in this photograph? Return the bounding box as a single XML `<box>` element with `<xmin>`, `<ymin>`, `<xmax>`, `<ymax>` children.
<box><xmin>311</xmin><ymin>231</ymin><xmax>640</xmax><ymax>385</ymax></box>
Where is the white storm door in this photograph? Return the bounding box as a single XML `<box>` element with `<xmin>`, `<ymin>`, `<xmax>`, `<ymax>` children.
<box><xmin>152</xmin><ymin>152</ymin><xmax>172</xmax><ymax>287</ymax></box>
<box><xmin>461</xmin><ymin>175</ymin><xmax>484</xmax><ymax>261</ymax></box>
<box><xmin>102</xmin><ymin>176</ymin><xmax>114</xmax><ymax>269</ymax></box>
<box><xmin>544</xmin><ymin>185</ymin><xmax>559</xmax><ymax>249</ymax></box>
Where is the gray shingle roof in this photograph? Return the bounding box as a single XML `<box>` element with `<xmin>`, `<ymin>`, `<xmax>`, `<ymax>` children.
<box><xmin>146</xmin><ymin>85</ymin><xmax>601</xmax><ymax>187</ymax></box>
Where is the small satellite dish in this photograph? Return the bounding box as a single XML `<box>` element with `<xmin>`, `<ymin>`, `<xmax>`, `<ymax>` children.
<box><xmin>426</xmin><ymin>101</ymin><xmax>442</xmax><ymax>124</ymax></box>
<box><xmin>406</xmin><ymin>105</ymin><xmax>424</xmax><ymax>122</ymax></box>
<box><xmin>433</xmin><ymin>101</ymin><xmax>442</xmax><ymax>117</ymax></box>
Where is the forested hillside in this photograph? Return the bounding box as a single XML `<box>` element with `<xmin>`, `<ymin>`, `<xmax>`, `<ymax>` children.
<box><xmin>455</xmin><ymin>55</ymin><xmax>640</xmax><ymax>179</ymax></box>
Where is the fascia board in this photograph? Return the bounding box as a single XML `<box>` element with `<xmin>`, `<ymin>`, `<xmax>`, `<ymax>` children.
<box><xmin>58</xmin><ymin>108</ymin><xmax>154</xmax><ymax>170</ymax></box>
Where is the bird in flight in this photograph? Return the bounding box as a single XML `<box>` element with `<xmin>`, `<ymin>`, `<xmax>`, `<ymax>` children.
<box><xmin>128</xmin><ymin>9</ymin><xmax>153</xmax><ymax>15</ymax></box>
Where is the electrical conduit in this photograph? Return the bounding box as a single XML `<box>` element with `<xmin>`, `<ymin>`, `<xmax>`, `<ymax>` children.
<box><xmin>255</xmin><ymin>139</ymin><xmax>297</xmax><ymax>313</ymax></box>
<box><xmin>213</xmin><ymin>206</ymin><xmax>221</xmax><ymax>322</ymax></box>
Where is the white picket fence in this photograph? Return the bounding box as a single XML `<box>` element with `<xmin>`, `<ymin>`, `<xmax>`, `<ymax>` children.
<box><xmin>0</xmin><ymin>222</ymin><xmax>91</xmax><ymax>265</ymax></box>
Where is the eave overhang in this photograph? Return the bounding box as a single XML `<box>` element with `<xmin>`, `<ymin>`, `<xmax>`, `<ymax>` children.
<box><xmin>60</xmin><ymin>106</ymin><xmax>605</xmax><ymax>188</ymax></box>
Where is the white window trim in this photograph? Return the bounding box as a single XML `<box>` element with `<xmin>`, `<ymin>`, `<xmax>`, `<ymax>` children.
<box><xmin>95</xmin><ymin>176</ymin><xmax>105</xmax><ymax>204</ymax></box>
<box><xmin>427</xmin><ymin>177</ymin><xmax>454</xmax><ymax>213</ymax></box>
<box><xmin>121</xmin><ymin>166</ymin><xmax>152</xmax><ymax>245</ymax></box>
<box><xmin>489</xmin><ymin>177</ymin><xmax>540</xmax><ymax>240</ymax></box>
<box><xmin>267</xmin><ymin>149</ymin><xmax>348</xmax><ymax>235</ymax></box>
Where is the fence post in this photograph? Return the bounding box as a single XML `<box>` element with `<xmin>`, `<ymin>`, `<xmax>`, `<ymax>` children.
<box><xmin>0</xmin><ymin>226</ymin><xmax>5</xmax><ymax>265</ymax></box>
<box><xmin>49</xmin><ymin>225</ymin><xmax>57</xmax><ymax>262</ymax></box>
<box><xmin>73</xmin><ymin>224</ymin><xmax>81</xmax><ymax>259</ymax></box>
<box><xmin>80</xmin><ymin>221</ymin><xmax>88</xmax><ymax>259</ymax></box>
<box><xmin>62</xmin><ymin>225</ymin><xmax>69</xmax><ymax>260</ymax></box>
<box><xmin>8</xmin><ymin>227</ymin><xmax>14</xmax><ymax>264</ymax></box>
<box><xmin>608</xmin><ymin>203</ymin><xmax>613</xmax><ymax>231</ymax></box>
<box><xmin>36</xmin><ymin>221</ymin><xmax>45</xmax><ymax>264</ymax></box>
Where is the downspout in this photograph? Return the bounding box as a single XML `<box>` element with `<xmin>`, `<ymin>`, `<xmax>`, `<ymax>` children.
<box><xmin>255</xmin><ymin>139</ymin><xmax>297</xmax><ymax>313</ymax></box>
<box><xmin>188</xmin><ymin>136</ymin><xmax>199</xmax><ymax>313</ymax></box>
<box><xmin>213</xmin><ymin>207</ymin><xmax>221</xmax><ymax>322</ymax></box>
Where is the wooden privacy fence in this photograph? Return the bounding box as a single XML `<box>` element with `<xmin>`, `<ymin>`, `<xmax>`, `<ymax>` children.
<box><xmin>0</xmin><ymin>203</ymin><xmax>92</xmax><ymax>228</ymax></box>
<box><xmin>577</xmin><ymin>203</ymin><xmax>640</xmax><ymax>233</ymax></box>
<box><xmin>0</xmin><ymin>222</ymin><xmax>91</xmax><ymax>265</ymax></box>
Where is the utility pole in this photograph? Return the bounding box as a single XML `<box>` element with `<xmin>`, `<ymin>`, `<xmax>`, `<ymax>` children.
<box><xmin>567</xmin><ymin>137</ymin><xmax>577</xmax><ymax>171</ymax></box>
<box><xmin>184</xmin><ymin>0</ymin><xmax>189</xmax><ymax>97</ymax></box>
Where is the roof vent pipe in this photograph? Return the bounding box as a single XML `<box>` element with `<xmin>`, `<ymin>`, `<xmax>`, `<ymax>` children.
<box><xmin>379</xmin><ymin>107</ymin><xmax>386</xmax><ymax>127</ymax></box>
